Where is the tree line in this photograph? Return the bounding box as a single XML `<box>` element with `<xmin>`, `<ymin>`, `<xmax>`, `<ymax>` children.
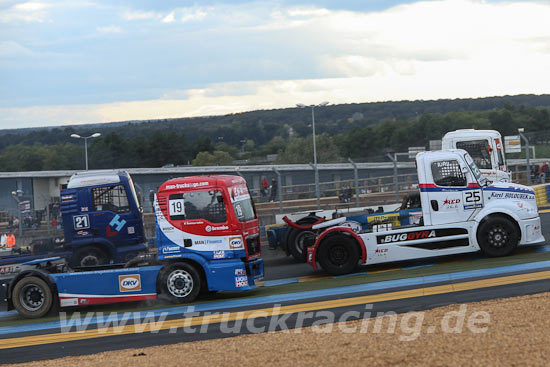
<box><xmin>1</xmin><ymin>96</ymin><xmax>550</xmax><ymax>171</ymax></box>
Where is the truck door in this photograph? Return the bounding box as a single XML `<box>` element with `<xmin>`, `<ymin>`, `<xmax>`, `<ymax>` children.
<box><xmin>90</xmin><ymin>184</ymin><xmax>143</xmax><ymax>247</ymax></box>
<box><xmin>424</xmin><ymin>157</ymin><xmax>483</xmax><ymax>225</ymax></box>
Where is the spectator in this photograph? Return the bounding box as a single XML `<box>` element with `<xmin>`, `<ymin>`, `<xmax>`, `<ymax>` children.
<box><xmin>6</xmin><ymin>233</ymin><xmax>15</xmax><ymax>248</ymax></box>
<box><xmin>13</xmin><ymin>216</ymin><xmax>19</xmax><ymax>228</ymax></box>
<box><xmin>269</xmin><ymin>178</ymin><xmax>278</xmax><ymax>202</ymax></box>
<box><xmin>539</xmin><ymin>162</ymin><xmax>550</xmax><ymax>183</ymax></box>
<box><xmin>260</xmin><ymin>177</ymin><xmax>269</xmax><ymax>198</ymax></box>
<box><xmin>0</xmin><ymin>233</ymin><xmax>6</xmax><ymax>248</ymax></box>
<box><xmin>531</xmin><ymin>165</ymin><xmax>538</xmax><ymax>182</ymax></box>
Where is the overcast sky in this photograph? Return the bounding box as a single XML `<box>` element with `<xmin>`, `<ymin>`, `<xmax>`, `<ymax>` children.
<box><xmin>2</xmin><ymin>0</ymin><xmax>550</xmax><ymax>129</ymax></box>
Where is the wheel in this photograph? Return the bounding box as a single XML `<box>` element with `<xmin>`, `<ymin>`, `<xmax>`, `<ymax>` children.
<box><xmin>285</xmin><ymin>216</ymin><xmax>320</xmax><ymax>262</ymax></box>
<box><xmin>12</xmin><ymin>276</ymin><xmax>54</xmax><ymax>318</ymax></box>
<box><xmin>72</xmin><ymin>246</ymin><xmax>109</xmax><ymax>268</ymax></box>
<box><xmin>317</xmin><ymin>234</ymin><xmax>360</xmax><ymax>275</ymax></box>
<box><xmin>158</xmin><ymin>262</ymin><xmax>201</xmax><ymax>303</ymax></box>
<box><xmin>477</xmin><ymin>216</ymin><xmax>519</xmax><ymax>257</ymax></box>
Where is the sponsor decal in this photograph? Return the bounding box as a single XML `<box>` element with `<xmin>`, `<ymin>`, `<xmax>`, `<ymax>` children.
<box><xmin>60</xmin><ymin>298</ymin><xmax>79</xmax><ymax>307</ymax></box>
<box><xmin>128</xmin><ymin>226</ymin><xmax>135</xmax><ymax>234</ymax></box>
<box><xmin>80</xmin><ymin>299</ymin><xmax>89</xmax><ymax>304</ymax></box>
<box><xmin>106</xmin><ymin>214</ymin><xmax>127</xmax><ymax>237</ymax></box>
<box><xmin>184</xmin><ymin>221</ymin><xmax>204</xmax><ymax>225</ymax></box>
<box><xmin>367</xmin><ymin>212</ymin><xmax>401</xmax><ymax>227</ymax></box>
<box><xmin>489</xmin><ymin>192</ymin><xmax>535</xmax><ymax>200</ymax></box>
<box><xmin>162</xmin><ymin>245</ymin><xmax>182</xmax><ymax>254</ymax></box>
<box><xmin>76</xmin><ymin>230</ymin><xmax>89</xmax><ymax>236</ymax></box>
<box><xmin>0</xmin><ymin>266</ymin><xmax>17</xmax><ymax>274</ymax></box>
<box><xmin>235</xmin><ymin>276</ymin><xmax>249</xmax><ymax>288</ymax></box>
<box><xmin>235</xmin><ymin>269</ymin><xmax>246</xmax><ymax>276</ymax></box>
<box><xmin>165</xmin><ymin>182</ymin><xmax>209</xmax><ymax>190</ymax></box>
<box><xmin>194</xmin><ymin>240</ymin><xmax>206</xmax><ymax>245</ymax></box>
<box><xmin>119</xmin><ymin>274</ymin><xmax>141</xmax><ymax>292</ymax></box>
<box><xmin>213</xmin><ymin>250</ymin><xmax>225</xmax><ymax>259</ymax></box>
<box><xmin>375</xmin><ymin>248</ymin><xmax>388</xmax><ymax>256</ymax></box>
<box><xmin>205</xmin><ymin>225</ymin><xmax>229</xmax><ymax>232</ymax></box>
<box><xmin>379</xmin><ymin>230</ymin><xmax>436</xmax><ymax>244</ymax></box>
<box><xmin>207</xmin><ymin>239</ymin><xmax>223</xmax><ymax>245</ymax></box>
<box><xmin>162</xmin><ymin>226</ymin><xmax>175</xmax><ymax>232</ymax></box>
<box><xmin>229</xmin><ymin>236</ymin><xmax>244</xmax><ymax>249</ymax></box>
<box><xmin>81</xmin><ymin>207</ymin><xmax>88</xmax><ymax>212</ymax></box>
<box><xmin>340</xmin><ymin>221</ymin><xmax>362</xmax><ymax>232</ymax></box>
<box><xmin>61</xmin><ymin>195</ymin><xmax>73</xmax><ymax>202</ymax></box>
<box><xmin>230</xmin><ymin>185</ymin><xmax>251</xmax><ymax>202</ymax></box>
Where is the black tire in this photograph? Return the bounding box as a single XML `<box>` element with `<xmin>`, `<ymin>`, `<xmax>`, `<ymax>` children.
<box><xmin>12</xmin><ymin>276</ymin><xmax>54</xmax><ymax>318</ymax></box>
<box><xmin>285</xmin><ymin>216</ymin><xmax>320</xmax><ymax>262</ymax></box>
<box><xmin>477</xmin><ymin>216</ymin><xmax>519</xmax><ymax>257</ymax></box>
<box><xmin>317</xmin><ymin>234</ymin><xmax>360</xmax><ymax>275</ymax></box>
<box><xmin>158</xmin><ymin>262</ymin><xmax>201</xmax><ymax>303</ymax></box>
<box><xmin>72</xmin><ymin>246</ymin><xmax>109</xmax><ymax>268</ymax></box>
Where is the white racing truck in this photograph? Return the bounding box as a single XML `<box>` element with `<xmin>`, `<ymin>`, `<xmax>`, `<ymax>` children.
<box><xmin>442</xmin><ymin>129</ymin><xmax>510</xmax><ymax>183</ymax></box>
<box><xmin>307</xmin><ymin>149</ymin><xmax>544</xmax><ymax>275</ymax></box>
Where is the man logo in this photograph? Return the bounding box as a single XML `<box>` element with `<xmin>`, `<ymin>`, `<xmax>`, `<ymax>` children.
<box><xmin>119</xmin><ymin>274</ymin><xmax>141</xmax><ymax>292</ymax></box>
<box><xmin>229</xmin><ymin>237</ymin><xmax>244</xmax><ymax>249</ymax></box>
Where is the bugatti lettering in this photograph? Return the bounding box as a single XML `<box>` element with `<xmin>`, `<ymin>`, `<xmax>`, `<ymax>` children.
<box><xmin>382</xmin><ymin>230</ymin><xmax>436</xmax><ymax>243</ymax></box>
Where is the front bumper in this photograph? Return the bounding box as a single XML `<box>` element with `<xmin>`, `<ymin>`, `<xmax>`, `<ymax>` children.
<box><xmin>519</xmin><ymin>216</ymin><xmax>545</xmax><ymax>245</ymax></box>
<box><xmin>205</xmin><ymin>258</ymin><xmax>264</xmax><ymax>292</ymax></box>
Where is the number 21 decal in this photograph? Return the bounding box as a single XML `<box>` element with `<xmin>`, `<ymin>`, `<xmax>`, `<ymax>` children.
<box><xmin>73</xmin><ymin>214</ymin><xmax>90</xmax><ymax>230</ymax></box>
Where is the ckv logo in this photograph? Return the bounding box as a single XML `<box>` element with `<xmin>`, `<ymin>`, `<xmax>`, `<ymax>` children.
<box><xmin>106</xmin><ymin>214</ymin><xmax>127</xmax><ymax>237</ymax></box>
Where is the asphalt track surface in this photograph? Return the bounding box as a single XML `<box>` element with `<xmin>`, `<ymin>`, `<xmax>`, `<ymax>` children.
<box><xmin>1</xmin><ymin>213</ymin><xmax>550</xmax><ymax>364</ymax></box>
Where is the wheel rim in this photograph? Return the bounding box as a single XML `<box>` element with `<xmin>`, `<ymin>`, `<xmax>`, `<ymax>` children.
<box><xmin>295</xmin><ymin>231</ymin><xmax>316</xmax><ymax>255</ymax></box>
<box><xmin>487</xmin><ymin>225</ymin><xmax>509</xmax><ymax>248</ymax></box>
<box><xmin>19</xmin><ymin>284</ymin><xmax>45</xmax><ymax>312</ymax></box>
<box><xmin>81</xmin><ymin>254</ymin><xmax>100</xmax><ymax>266</ymax></box>
<box><xmin>167</xmin><ymin>269</ymin><xmax>194</xmax><ymax>298</ymax></box>
<box><xmin>328</xmin><ymin>244</ymin><xmax>349</xmax><ymax>267</ymax></box>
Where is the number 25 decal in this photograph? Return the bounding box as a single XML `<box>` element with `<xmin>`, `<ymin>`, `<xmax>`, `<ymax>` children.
<box><xmin>465</xmin><ymin>191</ymin><xmax>481</xmax><ymax>203</ymax></box>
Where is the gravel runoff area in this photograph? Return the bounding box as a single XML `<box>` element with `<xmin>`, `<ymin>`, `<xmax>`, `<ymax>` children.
<box><xmin>9</xmin><ymin>292</ymin><xmax>550</xmax><ymax>367</ymax></box>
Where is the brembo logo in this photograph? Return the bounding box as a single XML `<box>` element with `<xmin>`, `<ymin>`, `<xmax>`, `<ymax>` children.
<box><xmin>381</xmin><ymin>230</ymin><xmax>436</xmax><ymax>244</ymax></box>
<box><xmin>119</xmin><ymin>274</ymin><xmax>141</xmax><ymax>292</ymax></box>
<box><xmin>205</xmin><ymin>225</ymin><xmax>229</xmax><ymax>232</ymax></box>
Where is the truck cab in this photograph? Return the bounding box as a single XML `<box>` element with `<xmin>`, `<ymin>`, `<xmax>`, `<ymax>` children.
<box><xmin>61</xmin><ymin>170</ymin><xmax>147</xmax><ymax>267</ymax></box>
<box><xmin>442</xmin><ymin>129</ymin><xmax>510</xmax><ymax>183</ymax></box>
<box><xmin>308</xmin><ymin>149</ymin><xmax>543</xmax><ymax>275</ymax></box>
<box><xmin>154</xmin><ymin>175</ymin><xmax>262</xmax><ymax>291</ymax></box>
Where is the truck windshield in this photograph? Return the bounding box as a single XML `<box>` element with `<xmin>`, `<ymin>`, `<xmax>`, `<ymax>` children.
<box><xmin>456</xmin><ymin>140</ymin><xmax>492</xmax><ymax>169</ymax></box>
<box><xmin>229</xmin><ymin>185</ymin><xmax>257</xmax><ymax>222</ymax></box>
<box><xmin>465</xmin><ymin>153</ymin><xmax>483</xmax><ymax>182</ymax></box>
<box><xmin>168</xmin><ymin>190</ymin><xmax>227</xmax><ymax>223</ymax></box>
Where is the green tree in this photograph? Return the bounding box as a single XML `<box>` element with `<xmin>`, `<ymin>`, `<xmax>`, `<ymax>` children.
<box><xmin>192</xmin><ymin>151</ymin><xmax>233</xmax><ymax>166</ymax></box>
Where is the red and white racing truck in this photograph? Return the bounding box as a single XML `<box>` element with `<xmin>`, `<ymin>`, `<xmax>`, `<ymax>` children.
<box><xmin>307</xmin><ymin>149</ymin><xmax>544</xmax><ymax>275</ymax></box>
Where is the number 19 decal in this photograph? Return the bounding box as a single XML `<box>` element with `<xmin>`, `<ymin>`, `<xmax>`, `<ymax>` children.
<box><xmin>169</xmin><ymin>199</ymin><xmax>185</xmax><ymax>216</ymax></box>
<box><xmin>463</xmin><ymin>190</ymin><xmax>483</xmax><ymax>210</ymax></box>
<box><xmin>73</xmin><ymin>214</ymin><xmax>90</xmax><ymax>230</ymax></box>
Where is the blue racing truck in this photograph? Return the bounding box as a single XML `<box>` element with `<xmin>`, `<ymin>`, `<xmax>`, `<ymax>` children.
<box><xmin>1</xmin><ymin>174</ymin><xmax>263</xmax><ymax>318</ymax></box>
<box><xmin>60</xmin><ymin>170</ymin><xmax>147</xmax><ymax>267</ymax></box>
